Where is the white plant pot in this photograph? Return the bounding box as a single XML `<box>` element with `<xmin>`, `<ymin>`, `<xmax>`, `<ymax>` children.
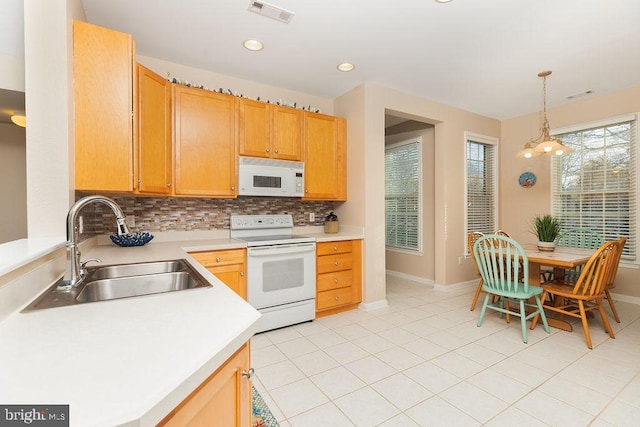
<box><xmin>537</xmin><ymin>241</ymin><xmax>555</xmax><ymax>252</ymax></box>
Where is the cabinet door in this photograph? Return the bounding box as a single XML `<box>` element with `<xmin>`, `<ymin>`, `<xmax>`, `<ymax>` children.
<box><xmin>173</xmin><ymin>86</ymin><xmax>237</xmax><ymax>197</ymax></box>
<box><xmin>208</xmin><ymin>264</ymin><xmax>246</xmax><ymax>300</ymax></box>
<box><xmin>238</xmin><ymin>99</ymin><xmax>270</xmax><ymax>158</ymax></box>
<box><xmin>159</xmin><ymin>343</ymin><xmax>251</xmax><ymax>427</ymax></box>
<box><xmin>272</xmin><ymin>106</ymin><xmax>303</xmax><ymax>161</ymax></box>
<box><xmin>303</xmin><ymin>112</ymin><xmax>347</xmax><ymax>200</ymax></box>
<box><xmin>73</xmin><ymin>20</ymin><xmax>133</xmax><ymax>191</ymax></box>
<box><xmin>136</xmin><ymin>64</ymin><xmax>171</xmax><ymax>194</ymax></box>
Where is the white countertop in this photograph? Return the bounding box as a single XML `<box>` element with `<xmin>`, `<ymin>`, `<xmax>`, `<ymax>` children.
<box><xmin>0</xmin><ymin>238</ymin><xmax>260</xmax><ymax>427</ymax></box>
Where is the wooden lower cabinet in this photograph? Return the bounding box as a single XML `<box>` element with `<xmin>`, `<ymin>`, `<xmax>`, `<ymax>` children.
<box><xmin>190</xmin><ymin>249</ymin><xmax>247</xmax><ymax>300</ymax></box>
<box><xmin>316</xmin><ymin>239</ymin><xmax>362</xmax><ymax>317</ymax></box>
<box><xmin>159</xmin><ymin>343</ymin><xmax>251</xmax><ymax>427</ymax></box>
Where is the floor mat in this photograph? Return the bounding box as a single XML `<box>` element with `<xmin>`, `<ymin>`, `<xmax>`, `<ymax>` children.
<box><xmin>252</xmin><ymin>385</ymin><xmax>279</xmax><ymax>427</ymax></box>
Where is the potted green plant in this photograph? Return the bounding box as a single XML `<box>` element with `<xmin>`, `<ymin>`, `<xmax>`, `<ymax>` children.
<box><xmin>531</xmin><ymin>214</ymin><xmax>561</xmax><ymax>252</ymax></box>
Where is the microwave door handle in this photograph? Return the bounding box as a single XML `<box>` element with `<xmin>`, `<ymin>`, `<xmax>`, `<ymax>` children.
<box><xmin>247</xmin><ymin>243</ymin><xmax>315</xmax><ymax>257</ymax></box>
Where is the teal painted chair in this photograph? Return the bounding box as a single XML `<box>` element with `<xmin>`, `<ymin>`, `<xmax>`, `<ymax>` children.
<box><xmin>555</xmin><ymin>228</ymin><xmax>605</xmax><ymax>283</ymax></box>
<box><xmin>473</xmin><ymin>234</ymin><xmax>550</xmax><ymax>343</ymax></box>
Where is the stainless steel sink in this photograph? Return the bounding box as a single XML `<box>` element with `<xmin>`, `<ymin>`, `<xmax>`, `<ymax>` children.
<box><xmin>23</xmin><ymin>259</ymin><xmax>211</xmax><ymax>311</ymax></box>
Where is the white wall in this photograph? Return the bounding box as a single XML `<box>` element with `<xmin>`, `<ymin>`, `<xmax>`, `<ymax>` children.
<box><xmin>24</xmin><ymin>0</ymin><xmax>85</xmax><ymax>239</ymax></box>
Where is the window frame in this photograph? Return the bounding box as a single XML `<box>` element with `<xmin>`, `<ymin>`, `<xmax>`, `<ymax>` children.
<box><xmin>464</xmin><ymin>132</ymin><xmax>499</xmax><ymax>256</ymax></box>
<box><xmin>385</xmin><ymin>137</ymin><xmax>423</xmax><ymax>254</ymax></box>
<box><xmin>551</xmin><ymin>113</ymin><xmax>639</xmax><ymax>264</ymax></box>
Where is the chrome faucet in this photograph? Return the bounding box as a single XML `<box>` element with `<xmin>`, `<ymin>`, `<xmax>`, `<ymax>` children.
<box><xmin>60</xmin><ymin>195</ymin><xmax>129</xmax><ymax>289</ymax></box>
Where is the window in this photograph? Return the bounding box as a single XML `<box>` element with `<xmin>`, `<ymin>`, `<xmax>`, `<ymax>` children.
<box><xmin>385</xmin><ymin>138</ymin><xmax>421</xmax><ymax>252</ymax></box>
<box><xmin>465</xmin><ymin>132</ymin><xmax>498</xmax><ymax>253</ymax></box>
<box><xmin>552</xmin><ymin>114</ymin><xmax>638</xmax><ymax>260</ymax></box>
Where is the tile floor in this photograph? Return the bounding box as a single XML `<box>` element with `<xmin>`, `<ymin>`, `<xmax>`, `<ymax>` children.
<box><xmin>250</xmin><ymin>275</ymin><xmax>640</xmax><ymax>426</ymax></box>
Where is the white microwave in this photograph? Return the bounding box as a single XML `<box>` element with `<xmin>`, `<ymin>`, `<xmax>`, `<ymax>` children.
<box><xmin>238</xmin><ymin>157</ymin><xmax>305</xmax><ymax>197</ymax></box>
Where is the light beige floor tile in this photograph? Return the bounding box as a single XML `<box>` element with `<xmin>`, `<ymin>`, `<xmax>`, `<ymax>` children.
<box><xmin>251</xmin><ymin>344</ymin><xmax>288</xmax><ymax>369</ymax></box>
<box><xmin>256</xmin><ymin>359</ymin><xmax>306</xmax><ymax>391</ymax></box>
<box><xmin>467</xmin><ymin>369</ymin><xmax>532</xmax><ymax>404</ymax></box>
<box><xmin>310</xmin><ymin>366</ymin><xmax>366</xmax><ymax>399</ymax></box>
<box><xmin>334</xmin><ymin>323</ymin><xmax>373</xmax><ymax>340</ymax></box>
<box><xmin>288</xmin><ymin>402</ymin><xmax>354</xmax><ymax>427</ymax></box>
<box><xmin>490</xmin><ymin>358</ymin><xmax>552</xmax><ymax>388</ymax></box>
<box><xmin>454</xmin><ymin>342</ymin><xmax>507</xmax><ymax>367</ymax></box>
<box><xmin>334</xmin><ymin>386</ymin><xmax>400</xmax><ymax>426</ymax></box>
<box><xmin>514</xmin><ymin>389</ymin><xmax>594</xmax><ymax>426</ymax></box>
<box><xmin>352</xmin><ymin>333</ymin><xmax>395</xmax><ymax>354</ymax></box>
<box><xmin>431</xmin><ymin>351</ymin><xmax>485</xmax><ymax>379</ymax></box>
<box><xmin>404</xmin><ymin>361</ymin><xmax>462</xmax><ymax>394</ymax></box>
<box><xmin>268</xmin><ymin>378</ymin><xmax>329</xmax><ymax>419</ymax></box>
<box><xmin>304</xmin><ymin>329</ymin><xmax>348</xmax><ymax>349</ymax></box>
<box><xmin>290</xmin><ymin>349</ymin><xmax>339</xmax><ymax>376</ymax></box>
<box><xmin>275</xmin><ymin>336</ymin><xmax>320</xmax><ymax>358</ymax></box>
<box><xmin>439</xmin><ymin>381</ymin><xmax>509</xmax><ymax>423</ymax></box>
<box><xmin>538</xmin><ymin>376</ymin><xmax>613</xmax><ymax>415</ymax></box>
<box><xmin>371</xmin><ymin>373</ymin><xmax>433</xmax><ymax>411</ymax></box>
<box><xmin>344</xmin><ymin>354</ymin><xmax>396</xmax><ymax>384</ymax></box>
<box><xmin>401</xmin><ymin>337</ymin><xmax>449</xmax><ymax>360</ymax></box>
<box><xmin>377</xmin><ymin>413</ymin><xmax>420</xmax><ymax>426</ymax></box>
<box><xmin>405</xmin><ymin>396</ymin><xmax>480</xmax><ymax>426</ymax></box>
<box><xmin>375</xmin><ymin>346</ymin><xmax>425</xmax><ymax>370</ymax></box>
<box><xmin>323</xmin><ymin>341</ymin><xmax>369</xmax><ymax>364</ymax></box>
<box><xmin>484</xmin><ymin>406</ymin><xmax>547</xmax><ymax>426</ymax></box>
<box><xmin>597</xmin><ymin>399</ymin><xmax>640</xmax><ymax>426</ymax></box>
<box><xmin>377</xmin><ymin>327</ymin><xmax>420</xmax><ymax>345</ymax></box>
<box><xmin>262</xmin><ymin>326</ymin><xmax>303</xmax><ymax>344</ymax></box>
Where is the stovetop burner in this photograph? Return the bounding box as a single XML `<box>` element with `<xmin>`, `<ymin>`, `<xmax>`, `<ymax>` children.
<box><xmin>230</xmin><ymin>215</ymin><xmax>315</xmax><ymax>247</ymax></box>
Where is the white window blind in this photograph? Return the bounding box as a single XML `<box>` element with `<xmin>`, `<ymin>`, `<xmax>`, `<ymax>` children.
<box><xmin>385</xmin><ymin>139</ymin><xmax>421</xmax><ymax>251</ymax></box>
<box><xmin>552</xmin><ymin>117</ymin><xmax>637</xmax><ymax>260</ymax></box>
<box><xmin>466</xmin><ymin>137</ymin><xmax>497</xmax><ymax>249</ymax></box>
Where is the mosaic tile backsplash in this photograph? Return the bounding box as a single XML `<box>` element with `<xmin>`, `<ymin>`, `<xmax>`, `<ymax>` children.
<box><xmin>76</xmin><ymin>193</ymin><xmax>336</xmax><ymax>236</ymax></box>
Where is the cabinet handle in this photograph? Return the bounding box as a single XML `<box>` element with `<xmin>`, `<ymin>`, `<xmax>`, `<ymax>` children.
<box><xmin>333</xmin><ymin>246</ymin><xmax>339</xmax><ymax>251</ymax></box>
<box><xmin>274</xmin><ymin>149</ymin><xmax>279</xmax><ymax>154</ymax></box>
<box><xmin>305</xmin><ymin>189</ymin><xmax>308</xmax><ymax>193</ymax></box>
<box><xmin>334</xmin><ymin>261</ymin><xmax>339</xmax><ymax>266</ymax></box>
<box><xmin>166</xmin><ymin>183</ymin><xmax>171</xmax><ymax>188</ymax></box>
<box><xmin>242</xmin><ymin>368</ymin><xmax>254</xmax><ymax>380</ymax></box>
<box><xmin>334</xmin><ymin>278</ymin><xmax>339</xmax><ymax>284</ymax></box>
<box><xmin>231</xmin><ymin>186</ymin><xmax>235</xmax><ymax>190</ymax></box>
<box><xmin>334</xmin><ymin>296</ymin><xmax>339</xmax><ymax>301</ymax></box>
<box><xmin>215</xmin><ymin>257</ymin><xmax>221</xmax><ymax>263</ymax></box>
<box><xmin>240</xmin><ymin>271</ymin><xmax>244</xmax><ymax>277</ymax></box>
<box><xmin>266</xmin><ymin>148</ymin><xmax>270</xmax><ymax>153</ymax></box>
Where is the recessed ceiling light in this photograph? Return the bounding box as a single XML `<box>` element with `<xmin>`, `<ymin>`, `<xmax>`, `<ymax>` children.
<box><xmin>337</xmin><ymin>62</ymin><xmax>355</xmax><ymax>72</ymax></box>
<box><xmin>243</xmin><ymin>39</ymin><xmax>264</xmax><ymax>51</ymax></box>
<box><xmin>435</xmin><ymin>0</ymin><xmax>453</xmax><ymax>3</ymax></box>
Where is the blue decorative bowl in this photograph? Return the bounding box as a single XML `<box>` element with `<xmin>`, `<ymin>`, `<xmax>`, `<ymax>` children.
<box><xmin>110</xmin><ymin>231</ymin><xmax>154</xmax><ymax>247</ymax></box>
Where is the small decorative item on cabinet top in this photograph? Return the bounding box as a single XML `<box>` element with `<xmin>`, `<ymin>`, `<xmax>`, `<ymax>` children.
<box><xmin>324</xmin><ymin>212</ymin><xmax>339</xmax><ymax>234</ymax></box>
<box><xmin>519</xmin><ymin>171</ymin><xmax>537</xmax><ymax>188</ymax></box>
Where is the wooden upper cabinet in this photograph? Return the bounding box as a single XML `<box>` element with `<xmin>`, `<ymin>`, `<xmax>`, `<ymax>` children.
<box><xmin>73</xmin><ymin>20</ymin><xmax>134</xmax><ymax>192</ymax></box>
<box><xmin>303</xmin><ymin>112</ymin><xmax>347</xmax><ymax>201</ymax></box>
<box><xmin>239</xmin><ymin>99</ymin><xmax>302</xmax><ymax>161</ymax></box>
<box><xmin>135</xmin><ymin>64</ymin><xmax>171</xmax><ymax>195</ymax></box>
<box><xmin>173</xmin><ymin>85</ymin><xmax>238</xmax><ymax>197</ymax></box>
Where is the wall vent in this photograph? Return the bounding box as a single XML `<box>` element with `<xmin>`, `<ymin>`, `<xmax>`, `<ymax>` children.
<box><xmin>248</xmin><ymin>1</ymin><xmax>295</xmax><ymax>23</ymax></box>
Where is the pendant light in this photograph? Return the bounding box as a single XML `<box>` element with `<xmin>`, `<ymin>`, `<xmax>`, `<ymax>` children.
<box><xmin>516</xmin><ymin>70</ymin><xmax>573</xmax><ymax>158</ymax></box>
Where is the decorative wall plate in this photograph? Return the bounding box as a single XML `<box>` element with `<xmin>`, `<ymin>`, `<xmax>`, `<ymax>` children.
<box><xmin>519</xmin><ymin>171</ymin><xmax>536</xmax><ymax>188</ymax></box>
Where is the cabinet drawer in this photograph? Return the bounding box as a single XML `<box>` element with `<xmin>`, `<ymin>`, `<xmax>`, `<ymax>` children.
<box><xmin>190</xmin><ymin>249</ymin><xmax>246</xmax><ymax>267</ymax></box>
<box><xmin>317</xmin><ymin>287</ymin><xmax>354</xmax><ymax>311</ymax></box>
<box><xmin>317</xmin><ymin>270</ymin><xmax>353</xmax><ymax>292</ymax></box>
<box><xmin>317</xmin><ymin>252</ymin><xmax>353</xmax><ymax>274</ymax></box>
<box><xmin>317</xmin><ymin>240</ymin><xmax>353</xmax><ymax>256</ymax></box>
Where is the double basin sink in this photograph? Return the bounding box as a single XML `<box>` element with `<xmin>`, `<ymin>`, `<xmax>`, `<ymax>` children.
<box><xmin>23</xmin><ymin>259</ymin><xmax>211</xmax><ymax>311</ymax></box>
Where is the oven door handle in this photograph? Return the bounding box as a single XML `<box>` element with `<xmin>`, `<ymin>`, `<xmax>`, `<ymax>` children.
<box><xmin>247</xmin><ymin>243</ymin><xmax>315</xmax><ymax>257</ymax></box>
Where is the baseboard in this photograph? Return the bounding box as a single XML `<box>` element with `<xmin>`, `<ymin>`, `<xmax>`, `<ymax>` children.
<box><xmin>610</xmin><ymin>292</ymin><xmax>640</xmax><ymax>306</ymax></box>
<box><xmin>433</xmin><ymin>279</ymin><xmax>478</xmax><ymax>292</ymax></box>
<box><xmin>358</xmin><ymin>300</ymin><xmax>388</xmax><ymax>311</ymax></box>
<box><xmin>385</xmin><ymin>270</ymin><xmax>434</xmax><ymax>286</ymax></box>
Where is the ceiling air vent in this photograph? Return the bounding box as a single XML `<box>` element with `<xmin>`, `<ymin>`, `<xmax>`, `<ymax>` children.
<box><xmin>248</xmin><ymin>1</ymin><xmax>295</xmax><ymax>24</ymax></box>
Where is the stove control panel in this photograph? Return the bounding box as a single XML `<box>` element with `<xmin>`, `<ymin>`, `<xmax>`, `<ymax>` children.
<box><xmin>230</xmin><ymin>214</ymin><xmax>294</xmax><ymax>230</ymax></box>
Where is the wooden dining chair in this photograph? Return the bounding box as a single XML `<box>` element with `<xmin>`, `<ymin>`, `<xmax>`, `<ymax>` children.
<box><xmin>531</xmin><ymin>239</ymin><xmax>621</xmax><ymax>349</ymax></box>
<box><xmin>555</xmin><ymin>227</ymin><xmax>605</xmax><ymax>283</ymax></box>
<box><xmin>468</xmin><ymin>231</ymin><xmax>485</xmax><ymax>311</ymax></box>
<box><xmin>473</xmin><ymin>234</ymin><xmax>550</xmax><ymax>343</ymax></box>
<box><xmin>603</xmin><ymin>237</ymin><xmax>626</xmax><ymax>323</ymax></box>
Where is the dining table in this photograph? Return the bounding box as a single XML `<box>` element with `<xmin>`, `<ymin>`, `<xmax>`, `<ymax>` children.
<box><xmin>523</xmin><ymin>244</ymin><xmax>595</xmax><ymax>331</ymax></box>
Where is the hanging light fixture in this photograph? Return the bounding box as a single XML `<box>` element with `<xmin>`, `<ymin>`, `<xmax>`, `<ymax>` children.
<box><xmin>516</xmin><ymin>70</ymin><xmax>573</xmax><ymax>158</ymax></box>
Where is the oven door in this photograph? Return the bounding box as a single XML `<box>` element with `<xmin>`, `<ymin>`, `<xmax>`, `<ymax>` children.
<box><xmin>246</xmin><ymin>242</ymin><xmax>316</xmax><ymax>310</ymax></box>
